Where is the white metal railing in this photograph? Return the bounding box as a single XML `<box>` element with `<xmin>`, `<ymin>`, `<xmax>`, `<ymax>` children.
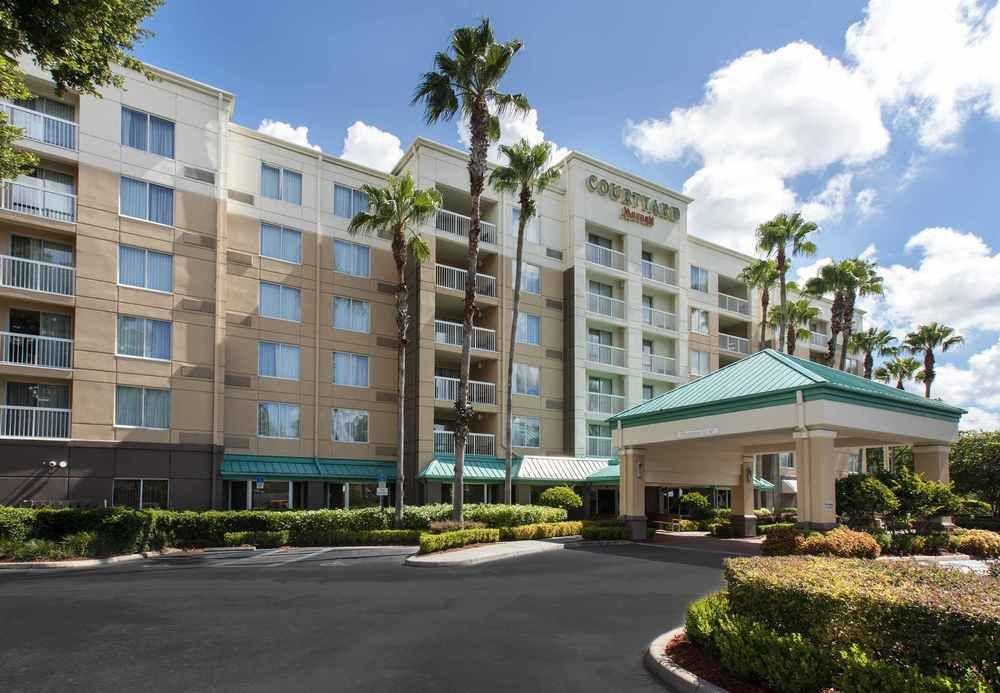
<box><xmin>585</xmin><ymin>243</ymin><xmax>626</xmax><ymax>271</ymax></box>
<box><xmin>0</xmin><ymin>332</ymin><xmax>72</xmax><ymax>369</ymax></box>
<box><xmin>642</xmin><ymin>305</ymin><xmax>678</xmax><ymax>332</ymax></box>
<box><xmin>587</xmin><ymin>436</ymin><xmax>614</xmax><ymax>458</ymax></box>
<box><xmin>587</xmin><ymin>292</ymin><xmax>626</xmax><ymax>320</ymax></box>
<box><xmin>0</xmin><ymin>254</ymin><xmax>75</xmax><ymax>296</ymax></box>
<box><xmin>643</xmin><ymin>352</ymin><xmax>676</xmax><ymax>376</ymax></box>
<box><xmin>810</xmin><ymin>331</ymin><xmax>828</xmax><ymax>348</ymax></box>
<box><xmin>433</xmin><ymin>430</ymin><xmax>496</xmax><ymax>456</ymax></box>
<box><xmin>587</xmin><ymin>392</ymin><xmax>626</xmax><ymax>416</ymax></box>
<box><xmin>1</xmin><ymin>180</ymin><xmax>76</xmax><ymax>223</ymax></box>
<box><xmin>434</xmin><ymin>319</ymin><xmax>496</xmax><ymax>352</ymax></box>
<box><xmin>641</xmin><ymin>259</ymin><xmax>678</xmax><ymax>286</ymax></box>
<box><xmin>0</xmin><ymin>405</ymin><xmax>71</xmax><ymax>439</ymax></box>
<box><xmin>718</xmin><ymin>334</ymin><xmax>750</xmax><ymax>354</ymax></box>
<box><xmin>435</xmin><ymin>209</ymin><xmax>497</xmax><ymax>246</ymax></box>
<box><xmin>587</xmin><ymin>342</ymin><xmax>626</xmax><ymax>368</ymax></box>
<box><xmin>434</xmin><ymin>376</ymin><xmax>496</xmax><ymax>405</ymax></box>
<box><xmin>0</xmin><ymin>101</ymin><xmax>78</xmax><ymax>150</ymax></box>
<box><xmin>718</xmin><ymin>292</ymin><xmax>751</xmax><ymax>316</ymax></box>
<box><xmin>435</xmin><ymin>264</ymin><xmax>497</xmax><ymax>297</ymax></box>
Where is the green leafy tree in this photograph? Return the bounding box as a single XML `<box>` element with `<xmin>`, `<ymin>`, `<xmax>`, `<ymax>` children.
<box><xmin>348</xmin><ymin>173</ymin><xmax>441</xmax><ymax>526</ymax></box>
<box><xmin>848</xmin><ymin>328</ymin><xmax>897</xmax><ymax>379</ymax></box>
<box><xmin>803</xmin><ymin>261</ymin><xmax>853</xmax><ymax>366</ymax></box>
<box><xmin>876</xmin><ymin>467</ymin><xmax>962</xmax><ymax>531</ymax></box>
<box><xmin>536</xmin><ymin>485</ymin><xmax>582</xmax><ymax>511</ymax></box>
<box><xmin>904</xmin><ymin>322</ymin><xmax>965</xmax><ymax>398</ymax></box>
<box><xmin>784</xmin><ymin>298</ymin><xmax>819</xmax><ymax>354</ymax></box>
<box><xmin>838</xmin><ymin>259</ymin><xmax>883</xmax><ymax>371</ymax></box>
<box><xmin>738</xmin><ymin>258</ymin><xmax>779</xmax><ymax>352</ymax></box>
<box><xmin>755</xmin><ymin>212</ymin><xmax>817</xmax><ymax>353</ymax></box>
<box><xmin>679</xmin><ymin>491</ymin><xmax>715</xmax><ymax>522</ymax></box>
<box><xmin>874</xmin><ymin>355</ymin><xmax>922</xmax><ymax>390</ymax></box>
<box><xmin>835</xmin><ymin>474</ymin><xmax>898</xmax><ymax>528</ymax></box>
<box><xmin>413</xmin><ymin>19</ymin><xmax>528</xmax><ymax>523</ymax></box>
<box><xmin>950</xmin><ymin>431</ymin><xmax>1000</xmax><ymax>517</ymax></box>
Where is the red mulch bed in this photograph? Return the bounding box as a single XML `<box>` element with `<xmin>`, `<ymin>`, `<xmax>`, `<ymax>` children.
<box><xmin>663</xmin><ymin>632</ymin><xmax>772</xmax><ymax>693</ymax></box>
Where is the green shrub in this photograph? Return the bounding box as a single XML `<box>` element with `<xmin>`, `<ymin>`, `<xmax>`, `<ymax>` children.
<box><xmin>0</xmin><ymin>537</ymin><xmax>66</xmax><ymax>561</ymax></box>
<box><xmin>498</xmin><ymin>521</ymin><xmax>582</xmax><ymax>541</ymax></box>
<box><xmin>536</xmin><ymin>486</ymin><xmax>582</xmax><ymax>511</ymax></box>
<box><xmin>428</xmin><ymin>520</ymin><xmax>486</xmax><ymax>533</ymax></box>
<box><xmin>0</xmin><ymin>506</ymin><xmax>36</xmax><ymax>542</ymax></box>
<box><xmin>955</xmin><ymin>529</ymin><xmax>1000</xmax><ymax>558</ymax></box>
<box><xmin>684</xmin><ymin>592</ymin><xmax>729</xmax><ymax>652</ymax></box>
<box><xmin>777</xmin><ymin>506</ymin><xmax>797</xmax><ymax>522</ymax></box>
<box><xmin>464</xmin><ymin>504</ymin><xmax>567</xmax><ymax>527</ymax></box>
<box><xmin>418</xmin><ymin>528</ymin><xmax>500</xmax><ymax>554</ymax></box>
<box><xmin>889</xmin><ymin>533</ymin><xmax>926</xmax><ymax>555</ymax></box>
<box><xmin>679</xmin><ymin>492</ymin><xmax>715</xmax><ymax>522</ymax></box>
<box><xmin>955</xmin><ymin>516</ymin><xmax>1000</xmax><ymax>531</ymax></box>
<box><xmin>581</xmin><ymin>524</ymin><xmax>626</xmax><ymax>540</ymax></box>
<box><xmin>801</xmin><ymin>526</ymin><xmax>881</xmax><ymax>559</ymax></box>
<box><xmin>675</xmin><ymin>519</ymin><xmax>700</xmax><ymax>532</ymax></box>
<box><xmin>757</xmin><ymin>522</ymin><xmax>796</xmax><ymax>535</ymax></box>
<box><xmin>60</xmin><ymin>531</ymin><xmax>98</xmax><ymax>557</ymax></box>
<box><xmin>753</xmin><ymin>508</ymin><xmax>775</xmax><ymax>524</ymax></box>
<box><xmin>871</xmin><ymin>530</ymin><xmax>892</xmax><ymax>551</ymax></box>
<box><xmin>223</xmin><ymin>530</ymin><xmax>289</xmax><ymax>548</ymax></box>
<box><xmin>836</xmin><ymin>474</ymin><xmax>898</xmax><ymax>527</ymax></box>
<box><xmin>761</xmin><ymin>526</ymin><xmax>805</xmax><ymax>556</ymax></box>
<box><xmin>708</xmin><ymin>521</ymin><xmax>735</xmax><ymax>537</ymax></box>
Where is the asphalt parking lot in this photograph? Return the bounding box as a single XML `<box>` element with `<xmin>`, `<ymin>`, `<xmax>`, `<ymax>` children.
<box><xmin>0</xmin><ymin>543</ymin><xmax>727</xmax><ymax>693</ymax></box>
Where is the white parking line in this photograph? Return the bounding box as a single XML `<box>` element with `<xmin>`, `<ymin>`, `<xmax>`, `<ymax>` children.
<box><xmin>264</xmin><ymin>547</ymin><xmax>338</xmax><ymax>566</ymax></box>
<box><xmin>212</xmin><ymin>548</ymin><xmax>284</xmax><ymax>567</ymax></box>
<box><xmin>632</xmin><ymin>542</ymin><xmax>750</xmax><ymax>557</ymax></box>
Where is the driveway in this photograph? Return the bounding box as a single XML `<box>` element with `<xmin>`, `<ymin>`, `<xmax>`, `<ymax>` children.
<box><xmin>0</xmin><ymin>543</ymin><xmax>726</xmax><ymax>693</ymax></box>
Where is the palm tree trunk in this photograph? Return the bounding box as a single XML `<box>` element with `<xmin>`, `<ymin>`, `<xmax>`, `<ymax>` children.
<box><xmin>924</xmin><ymin>352</ymin><xmax>934</xmax><ymax>398</ymax></box>
<box><xmin>504</xmin><ymin>187</ymin><xmax>529</xmax><ymax>505</ymax></box>
<box><xmin>827</xmin><ymin>293</ymin><xmax>842</xmax><ymax>366</ymax></box>
<box><xmin>895</xmin><ymin>378</ymin><xmax>904</xmax><ymax>390</ymax></box>
<box><xmin>758</xmin><ymin>291</ymin><xmax>769</xmax><ymax>351</ymax></box>
<box><xmin>393</xmin><ymin>233</ymin><xmax>407</xmax><ymax>527</ymax></box>
<box><xmin>777</xmin><ymin>248</ymin><xmax>787</xmax><ymax>353</ymax></box>
<box><xmin>787</xmin><ymin>329</ymin><xmax>797</xmax><ymax>355</ymax></box>
<box><xmin>838</xmin><ymin>293</ymin><xmax>856</xmax><ymax>371</ymax></box>
<box><xmin>863</xmin><ymin>351</ymin><xmax>873</xmax><ymax>379</ymax></box>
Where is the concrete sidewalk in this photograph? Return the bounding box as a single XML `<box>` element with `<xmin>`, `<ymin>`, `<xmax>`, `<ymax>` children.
<box><xmin>405</xmin><ymin>536</ymin><xmax>582</xmax><ymax>567</ymax></box>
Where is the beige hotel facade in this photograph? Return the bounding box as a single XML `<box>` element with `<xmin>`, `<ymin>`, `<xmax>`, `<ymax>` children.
<box><xmin>0</xmin><ymin>57</ymin><xmax>862</xmax><ymax>512</ymax></box>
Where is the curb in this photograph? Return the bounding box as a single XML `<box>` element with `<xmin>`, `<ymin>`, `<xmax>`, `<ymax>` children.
<box><xmin>405</xmin><ymin>536</ymin><xmax>583</xmax><ymax>568</ymax></box>
<box><xmin>0</xmin><ymin>548</ymin><xmax>180</xmax><ymax>571</ymax></box>
<box><xmin>644</xmin><ymin>627</ymin><xmax>727</xmax><ymax>693</ymax></box>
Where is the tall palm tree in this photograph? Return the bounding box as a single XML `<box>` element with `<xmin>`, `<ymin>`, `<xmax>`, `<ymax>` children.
<box><xmin>755</xmin><ymin>212</ymin><xmax>818</xmax><ymax>353</ymax></box>
<box><xmin>737</xmin><ymin>258</ymin><xmax>778</xmax><ymax>351</ymax></box>
<box><xmin>803</xmin><ymin>260</ymin><xmax>852</xmax><ymax>367</ymax></box>
<box><xmin>848</xmin><ymin>328</ymin><xmax>896</xmax><ymax>379</ymax></box>
<box><xmin>414</xmin><ymin>19</ymin><xmax>528</xmax><ymax>523</ymax></box>
<box><xmin>874</xmin><ymin>355</ymin><xmax>922</xmax><ymax>390</ymax></box>
<box><xmin>488</xmin><ymin>139</ymin><xmax>561</xmax><ymax>505</ymax></box>
<box><xmin>348</xmin><ymin>173</ymin><xmax>441</xmax><ymax>526</ymax></box>
<box><xmin>904</xmin><ymin>323</ymin><xmax>965</xmax><ymax>398</ymax></box>
<box><xmin>838</xmin><ymin>259</ymin><xmax>883</xmax><ymax>371</ymax></box>
<box><xmin>769</xmin><ymin>298</ymin><xmax>818</xmax><ymax>355</ymax></box>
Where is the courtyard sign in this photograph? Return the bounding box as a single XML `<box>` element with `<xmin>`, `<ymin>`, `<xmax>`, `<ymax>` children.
<box><xmin>585</xmin><ymin>174</ymin><xmax>681</xmax><ymax>224</ymax></box>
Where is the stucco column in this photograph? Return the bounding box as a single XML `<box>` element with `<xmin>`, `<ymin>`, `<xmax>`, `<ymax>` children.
<box><xmin>730</xmin><ymin>455</ymin><xmax>756</xmax><ymax>537</ymax></box>
<box><xmin>619</xmin><ymin>447</ymin><xmax>647</xmax><ymax>540</ymax></box>
<box><xmin>794</xmin><ymin>429</ymin><xmax>838</xmax><ymax>529</ymax></box>
<box><xmin>912</xmin><ymin>444</ymin><xmax>953</xmax><ymax>528</ymax></box>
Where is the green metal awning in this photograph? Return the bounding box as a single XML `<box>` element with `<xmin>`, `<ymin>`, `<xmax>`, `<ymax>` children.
<box><xmin>585</xmin><ymin>460</ymin><xmax>620</xmax><ymax>483</ymax></box>
<box><xmin>417</xmin><ymin>455</ymin><xmax>619</xmax><ymax>485</ymax></box>
<box><xmin>417</xmin><ymin>455</ymin><xmax>507</xmax><ymax>482</ymax></box>
<box><xmin>221</xmin><ymin>454</ymin><xmax>396</xmax><ymax>481</ymax></box>
<box><xmin>753</xmin><ymin>476</ymin><xmax>775</xmax><ymax>491</ymax></box>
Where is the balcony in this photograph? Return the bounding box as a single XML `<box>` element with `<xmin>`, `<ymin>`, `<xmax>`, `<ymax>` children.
<box><xmin>1</xmin><ymin>180</ymin><xmax>76</xmax><ymax>223</ymax></box>
<box><xmin>0</xmin><ymin>255</ymin><xmax>75</xmax><ymax>296</ymax></box>
<box><xmin>587</xmin><ymin>392</ymin><xmax>626</xmax><ymax>417</ymax></box>
<box><xmin>642</xmin><ymin>305</ymin><xmax>678</xmax><ymax>332</ymax></box>
<box><xmin>718</xmin><ymin>292</ymin><xmax>751</xmax><ymax>316</ymax></box>
<box><xmin>587</xmin><ymin>292</ymin><xmax>626</xmax><ymax>321</ymax></box>
<box><xmin>435</xmin><ymin>264</ymin><xmax>497</xmax><ymax>298</ymax></box>
<box><xmin>0</xmin><ymin>332</ymin><xmax>72</xmax><ymax>369</ymax></box>
<box><xmin>642</xmin><ymin>352</ymin><xmax>676</xmax><ymax>376</ymax></box>
<box><xmin>641</xmin><ymin>259</ymin><xmax>678</xmax><ymax>287</ymax></box>
<box><xmin>434</xmin><ymin>430</ymin><xmax>495</xmax><ymax>456</ymax></box>
<box><xmin>434</xmin><ymin>319</ymin><xmax>496</xmax><ymax>352</ymax></box>
<box><xmin>1</xmin><ymin>101</ymin><xmax>77</xmax><ymax>150</ymax></box>
<box><xmin>585</xmin><ymin>243</ymin><xmax>626</xmax><ymax>271</ymax></box>
<box><xmin>809</xmin><ymin>332</ymin><xmax>828</xmax><ymax>349</ymax></box>
<box><xmin>719</xmin><ymin>334</ymin><xmax>750</xmax><ymax>355</ymax></box>
<box><xmin>434</xmin><ymin>376</ymin><xmax>496</xmax><ymax>406</ymax></box>
<box><xmin>587</xmin><ymin>342</ymin><xmax>626</xmax><ymax>368</ymax></box>
<box><xmin>435</xmin><ymin>209</ymin><xmax>497</xmax><ymax>246</ymax></box>
<box><xmin>587</xmin><ymin>436</ymin><xmax>614</xmax><ymax>458</ymax></box>
<box><xmin>0</xmin><ymin>405</ymin><xmax>71</xmax><ymax>439</ymax></box>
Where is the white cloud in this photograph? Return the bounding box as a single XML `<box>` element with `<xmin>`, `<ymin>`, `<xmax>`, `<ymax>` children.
<box><xmin>855</xmin><ymin>188</ymin><xmax>878</xmax><ymax>218</ymax></box>
<box><xmin>794</xmin><ymin>256</ymin><xmax>833</xmax><ymax>286</ymax></box>
<box><xmin>800</xmin><ymin>173</ymin><xmax>854</xmax><ymax>223</ymax></box>
<box><xmin>256</xmin><ymin>119</ymin><xmax>321</xmax><ymax>151</ymax></box>
<box><xmin>458</xmin><ymin>107</ymin><xmax>570</xmax><ymax>167</ymax></box>
<box><xmin>922</xmin><ymin>339</ymin><xmax>1000</xmax><ymax>430</ymax></box>
<box><xmin>340</xmin><ymin>121</ymin><xmax>404</xmax><ymax>172</ymax></box>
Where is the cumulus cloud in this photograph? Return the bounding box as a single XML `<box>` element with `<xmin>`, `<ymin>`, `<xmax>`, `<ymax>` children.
<box><xmin>794</xmin><ymin>256</ymin><xmax>834</xmax><ymax>287</ymax></box>
<box><xmin>855</xmin><ymin>188</ymin><xmax>878</xmax><ymax>218</ymax></box>
<box><xmin>919</xmin><ymin>339</ymin><xmax>1000</xmax><ymax>429</ymax></box>
<box><xmin>339</xmin><ymin>121</ymin><xmax>404</xmax><ymax>172</ymax></box>
<box><xmin>800</xmin><ymin>173</ymin><xmax>854</xmax><ymax>223</ymax></box>
<box><xmin>256</xmin><ymin>119</ymin><xmax>321</xmax><ymax>151</ymax></box>
<box><xmin>458</xmin><ymin>107</ymin><xmax>570</xmax><ymax>167</ymax></box>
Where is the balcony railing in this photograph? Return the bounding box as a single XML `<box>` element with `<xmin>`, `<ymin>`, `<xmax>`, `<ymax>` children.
<box><xmin>434</xmin><ymin>376</ymin><xmax>496</xmax><ymax>406</ymax></box>
<box><xmin>642</xmin><ymin>352</ymin><xmax>676</xmax><ymax>376</ymax></box>
<box><xmin>718</xmin><ymin>334</ymin><xmax>750</xmax><ymax>354</ymax></box>
<box><xmin>587</xmin><ymin>392</ymin><xmax>626</xmax><ymax>417</ymax></box>
<box><xmin>585</xmin><ymin>243</ymin><xmax>626</xmax><ymax>271</ymax></box>
<box><xmin>809</xmin><ymin>331</ymin><xmax>828</xmax><ymax>348</ymax></box>
<box><xmin>642</xmin><ymin>305</ymin><xmax>678</xmax><ymax>332</ymax></box>
<box><xmin>435</xmin><ymin>209</ymin><xmax>497</xmax><ymax>246</ymax></box>
<box><xmin>587</xmin><ymin>342</ymin><xmax>626</xmax><ymax>368</ymax></box>
<box><xmin>0</xmin><ymin>405</ymin><xmax>71</xmax><ymax>439</ymax></box>
<box><xmin>0</xmin><ymin>332</ymin><xmax>72</xmax><ymax>369</ymax></box>
<box><xmin>0</xmin><ymin>101</ymin><xmax>78</xmax><ymax>150</ymax></box>
<box><xmin>586</xmin><ymin>292</ymin><xmax>626</xmax><ymax>321</ymax></box>
<box><xmin>587</xmin><ymin>436</ymin><xmax>614</xmax><ymax>458</ymax></box>
<box><xmin>0</xmin><ymin>255</ymin><xmax>75</xmax><ymax>296</ymax></box>
<box><xmin>1</xmin><ymin>180</ymin><xmax>76</xmax><ymax>223</ymax></box>
<box><xmin>435</xmin><ymin>264</ymin><xmax>497</xmax><ymax>297</ymax></box>
<box><xmin>641</xmin><ymin>259</ymin><xmax>678</xmax><ymax>286</ymax></box>
<box><xmin>434</xmin><ymin>319</ymin><xmax>496</xmax><ymax>352</ymax></box>
<box><xmin>718</xmin><ymin>292</ymin><xmax>751</xmax><ymax>316</ymax></box>
<box><xmin>433</xmin><ymin>430</ymin><xmax>495</xmax><ymax>457</ymax></box>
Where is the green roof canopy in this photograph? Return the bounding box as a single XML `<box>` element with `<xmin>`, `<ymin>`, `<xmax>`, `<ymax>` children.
<box><xmin>221</xmin><ymin>455</ymin><xmax>396</xmax><ymax>481</ymax></box>
<box><xmin>417</xmin><ymin>455</ymin><xmax>619</xmax><ymax>484</ymax></box>
<box><xmin>753</xmin><ymin>476</ymin><xmax>775</xmax><ymax>491</ymax></box>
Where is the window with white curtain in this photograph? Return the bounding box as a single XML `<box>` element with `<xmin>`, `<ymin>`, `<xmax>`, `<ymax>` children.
<box><xmin>333</xmin><ymin>184</ymin><xmax>370</xmax><ymax>218</ymax></box>
<box><xmin>511</xmin><ymin>207</ymin><xmax>541</xmax><ymax>244</ymax></box>
<box><xmin>690</xmin><ymin>266</ymin><xmax>710</xmax><ymax>293</ymax></box>
<box><xmin>118</xmin><ymin>245</ymin><xmax>172</xmax><ymax>292</ymax></box>
<box><xmin>333</xmin><ymin>352</ymin><xmax>369</xmax><ymax>387</ymax></box>
<box><xmin>512</xmin><ymin>415</ymin><xmax>541</xmax><ymax>448</ymax></box>
<box><xmin>258</xmin><ymin>401</ymin><xmax>300</xmax><ymax>438</ymax></box>
<box><xmin>516</xmin><ymin>312</ymin><xmax>541</xmax><ymax>345</ymax></box>
<box><xmin>120</xmin><ymin>176</ymin><xmax>174</xmax><ymax>225</ymax></box>
<box><xmin>689</xmin><ymin>308</ymin><xmax>710</xmax><ymax>335</ymax></box>
<box><xmin>258</xmin><ymin>342</ymin><xmax>300</xmax><ymax>380</ymax></box>
<box><xmin>259</xmin><ymin>282</ymin><xmax>301</xmax><ymax>322</ymax></box>
<box><xmin>117</xmin><ymin>315</ymin><xmax>171</xmax><ymax>360</ymax></box>
<box><xmin>260</xmin><ymin>223</ymin><xmax>302</xmax><ymax>264</ymax></box>
<box><xmin>331</xmin><ymin>408</ymin><xmax>369</xmax><ymax>443</ymax></box>
<box><xmin>515</xmin><ymin>261</ymin><xmax>541</xmax><ymax>294</ymax></box>
<box><xmin>513</xmin><ymin>364</ymin><xmax>540</xmax><ymax>396</ymax></box>
<box><xmin>334</xmin><ymin>239</ymin><xmax>370</xmax><ymax>277</ymax></box>
<box><xmin>333</xmin><ymin>296</ymin><xmax>370</xmax><ymax>332</ymax></box>
<box><xmin>690</xmin><ymin>349</ymin><xmax>710</xmax><ymax>376</ymax></box>
<box><xmin>121</xmin><ymin>107</ymin><xmax>175</xmax><ymax>158</ymax></box>
<box><xmin>260</xmin><ymin>163</ymin><xmax>302</xmax><ymax>204</ymax></box>
<box><xmin>115</xmin><ymin>386</ymin><xmax>170</xmax><ymax>429</ymax></box>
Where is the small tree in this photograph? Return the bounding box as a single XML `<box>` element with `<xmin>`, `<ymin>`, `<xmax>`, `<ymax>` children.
<box><xmin>877</xmin><ymin>467</ymin><xmax>962</xmax><ymax>531</ymax></box>
<box><xmin>835</xmin><ymin>474</ymin><xmax>898</xmax><ymax>528</ymax></box>
<box><xmin>537</xmin><ymin>485</ymin><xmax>582</xmax><ymax>511</ymax></box>
<box><xmin>679</xmin><ymin>491</ymin><xmax>715</xmax><ymax>522</ymax></box>
<box><xmin>951</xmin><ymin>431</ymin><xmax>1000</xmax><ymax>518</ymax></box>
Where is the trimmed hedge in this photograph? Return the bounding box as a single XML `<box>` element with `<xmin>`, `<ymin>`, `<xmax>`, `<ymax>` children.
<box><xmin>801</xmin><ymin>526</ymin><xmax>881</xmax><ymax>558</ymax></box>
<box><xmin>955</xmin><ymin>529</ymin><xmax>1000</xmax><ymax>558</ymax></box>
<box><xmin>757</xmin><ymin>522</ymin><xmax>796</xmax><ymax>536</ymax></box>
<box><xmin>222</xmin><ymin>529</ymin><xmax>421</xmax><ymax>548</ymax></box>
<box><xmin>418</xmin><ymin>528</ymin><xmax>500</xmax><ymax>554</ymax></box>
<box><xmin>581</xmin><ymin>524</ymin><xmax>627</xmax><ymax>540</ymax></box>
<box><xmin>223</xmin><ymin>530</ymin><xmax>289</xmax><ymax>548</ymax></box>
<box><xmin>498</xmin><ymin>521</ymin><xmax>582</xmax><ymax>541</ymax></box>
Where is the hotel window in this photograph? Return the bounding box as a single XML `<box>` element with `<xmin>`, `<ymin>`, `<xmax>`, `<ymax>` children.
<box><xmin>690</xmin><ymin>349</ymin><xmax>710</xmax><ymax>377</ymax></box>
<box><xmin>258</xmin><ymin>401</ymin><xmax>300</xmax><ymax>438</ymax></box>
<box><xmin>120</xmin><ymin>176</ymin><xmax>174</xmax><ymax>226</ymax></box>
<box><xmin>259</xmin><ymin>282</ymin><xmax>301</xmax><ymax>322</ymax></box>
<box><xmin>642</xmin><ymin>384</ymin><xmax>655</xmax><ymax>401</ymax></box>
<box><xmin>117</xmin><ymin>315</ymin><xmax>171</xmax><ymax>360</ymax></box>
<box><xmin>516</xmin><ymin>312</ymin><xmax>541</xmax><ymax>345</ymax></box>
<box><xmin>260</xmin><ymin>223</ymin><xmax>302</xmax><ymax>264</ymax></box>
<box><xmin>334</xmin><ymin>184</ymin><xmax>370</xmax><ymax>218</ymax></box>
<box><xmin>333</xmin><ymin>352</ymin><xmax>369</xmax><ymax>387</ymax></box>
<box><xmin>333</xmin><ymin>296</ymin><xmax>370</xmax><ymax>332</ymax></box>
<box><xmin>115</xmin><ymin>386</ymin><xmax>171</xmax><ymax>429</ymax></box>
<box><xmin>511</xmin><ymin>207</ymin><xmax>540</xmax><ymax>244</ymax></box>
<box><xmin>512</xmin><ymin>415</ymin><xmax>541</xmax><ymax>448</ymax></box>
<box><xmin>690</xmin><ymin>265</ymin><xmax>709</xmax><ymax>293</ymax></box>
<box><xmin>332</xmin><ymin>408</ymin><xmax>369</xmax><ymax>443</ymax></box>
<box><xmin>121</xmin><ymin>107</ymin><xmax>175</xmax><ymax>158</ymax></box>
<box><xmin>334</xmin><ymin>239</ymin><xmax>370</xmax><ymax>277</ymax></box>
<box><xmin>780</xmin><ymin>453</ymin><xmax>795</xmax><ymax>469</ymax></box>
<box><xmin>515</xmin><ymin>261</ymin><xmax>541</xmax><ymax>294</ymax></box>
<box><xmin>589</xmin><ymin>279</ymin><xmax>612</xmax><ymax>298</ymax></box>
<box><xmin>513</xmin><ymin>363</ymin><xmax>540</xmax><ymax>396</ymax></box>
<box><xmin>261</xmin><ymin>163</ymin><xmax>302</xmax><ymax>204</ymax></box>
<box><xmin>847</xmin><ymin>453</ymin><xmax>862</xmax><ymax>475</ymax></box>
<box><xmin>588</xmin><ymin>233</ymin><xmax>612</xmax><ymax>249</ymax></box>
<box><xmin>113</xmin><ymin>479</ymin><xmax>169</xmax><ymax>509</ymax></box>
<box><xmin>14</xmin><ymin>167</ymin><xmax>76</xmax><ymax>221</ymax></box>
<box><xmin>258</xmin><ymin>342</ymin><xmax>300</xmax><ymax>380</ymax></box>
<box><xmin>118</xmin><ymin>245</ymin><xmax>172</xmax><ymax>293</ymax></box>
<box><xmin>689</xmin><ymin>308</ymin><xmax>710</xmax><ymax>335</ymax></box>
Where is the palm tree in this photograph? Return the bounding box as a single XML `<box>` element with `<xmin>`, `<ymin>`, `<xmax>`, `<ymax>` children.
<box><xmin>755</xmin><ymin>212</ymin><xmax>818</xmax><ymax>353</ymax></box>
<box><xmin>848</xmin><ymin>328</ymin><xmax>896</xmax><ymax>379</ymax></box>
<box><xmin>348</xmin><ymin>173</ymin><xmax>441</xmax><ymax>526</ymax></box>
<box><xmin>738</xmin><ymin>258</ymin><xmax>778</xmax><ymax>351</ymax></box>
<box><xmin>769</xmin><ymin>298</ymin><xmax>818</xmax><ymax>354</ymax></box>
<box><xmin>803</xmin><ymin>260</ymin><xmax>852</xmax><ymax>367</ymax></box>
<box><xmin>838</xmin><ymin>259</ymin><xmax>883</xmax><ymax>371</ymax></box>
<box><xmin>904</xmin><ymin>323</ymin><xmax>965</xmax><ymax>398</ymax></box>
<box><xmin>414</xmin><ymin>19</ymin><xmax>528</xmax><ymax>522</ymax></box>
<box><xmin>488</xmin><ymin>139</ymin><xmax>561</xmax><ymax>505</ymax></box>
<box><xmin>874</xmin><ymin>355</ymin><xmax>922</xmax><ymax>390</ymax></box>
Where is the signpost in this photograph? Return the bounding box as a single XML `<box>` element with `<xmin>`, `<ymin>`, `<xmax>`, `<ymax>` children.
<box><xmin>376</xmin><ymin>474</ymin><xmax>388</xmax><ymax>507</ymax></box>
<box><xmin>255</xmin><ymin>476</ymin><xmax>264</xmax><ymax>490</ymax></box>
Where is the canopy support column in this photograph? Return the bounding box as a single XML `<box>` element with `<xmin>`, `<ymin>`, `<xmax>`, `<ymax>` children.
<box><xmin>913</xmin><ymin>444</ymin><xmax>954</xmax><ymax>529</ymax></box>
<box><xmin>619</xmin><ymin>447</ymin><xmax>646</xmax><ymax>540</ymax></box>
<box><xmin>731</xmin><ymin>456</ymin><xmax>757</xmax><ymax>537</ymax></box>
<box><xmin>795</xmin><ymin>429</ymin><xmax>837</xmax><ymax>530</ymax></box>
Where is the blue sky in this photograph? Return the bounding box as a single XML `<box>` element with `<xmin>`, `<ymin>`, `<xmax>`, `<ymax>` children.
<box><xmin>135</xmin><ymin>1</ymin><xmax>1000</xmax><ymax>428</ymax></box>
